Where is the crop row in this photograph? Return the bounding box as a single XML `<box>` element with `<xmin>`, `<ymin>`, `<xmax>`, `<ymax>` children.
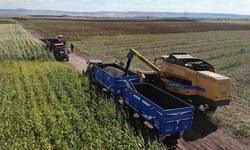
<box><xmin>0</xmin><ymin>61</ymin><xmax>163</xmax><ymax>149</ymax></box>
<box><xmin>0</xmin><ymin>24</ymin><xmax>53</xmax><ymax>60</ymax></box>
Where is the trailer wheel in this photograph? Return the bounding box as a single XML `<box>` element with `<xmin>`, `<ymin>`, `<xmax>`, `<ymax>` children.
<box><xmin>156</xmin><ymin>81</ymin><xmax>167</xmax><ymax>91</ymax></box>
<box><xmin>95</xmin><ymin>83</ymin><xmax>102</xmax><ymax>97</ymax></box>
<box><xmin>170</xmin><ymin>132</ymin><xmax>181</xmax><ymax>139</ymax></box>
<box><xmin>163</xmin><ymin>136</ymin><xmax>178</xmax><ymax>147</ymax></box>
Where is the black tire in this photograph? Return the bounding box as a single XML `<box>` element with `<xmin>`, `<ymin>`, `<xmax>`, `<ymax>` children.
<box><xmin>155</xmin><ymin>80</ymin><xmax>167</xmax><ymax>91</ymax></box>
<box><xmin>208</xmin><ymin>105</ymin><xmax>217</xmax><ymax>112</ymax></box>
<box><xmin>82</xmin><ymin>70</ymin><xmax>86</xmax><ymax>77</ymax></box>
<box><xmin>95</xmin><ymin>83</ymin><xmax>103</xmax><ymax>97</ymax></box>
<box><xmin>163</xmin><ymin>136</ymin><xmax>178</xmax><ymax>147</ymax></box>
<box><xmin>170</xmin><ymin>132</ymin><xmax>181</xmax><ymax>139</ymax></box>
<box><xmin>66</xmin><ymin>57</ymin><xmax>69</xmax><ymax>61</ymax></box>
<box><xmin>85</xmin><ymin>71</ymin><xmax>89</xmax><ymax>78</ymax></box>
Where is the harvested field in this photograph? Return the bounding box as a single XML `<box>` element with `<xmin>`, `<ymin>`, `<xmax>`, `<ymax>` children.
<box><xmin>21</xmin><ymin>20</ymin><xmax>250</xmax><ymax>40</ymax></box>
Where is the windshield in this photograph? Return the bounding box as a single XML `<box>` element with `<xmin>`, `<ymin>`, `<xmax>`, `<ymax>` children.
<box><xmin>154</xmin><ymin>57</ymin><xmax>164</xmax><ymax>69</ymax></box>
<box><xmin>56</xmin><ymin>46</ymin><xmax>64</xmax><ymax>51</ymax></box>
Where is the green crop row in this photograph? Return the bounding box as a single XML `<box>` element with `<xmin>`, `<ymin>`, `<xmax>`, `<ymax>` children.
<box><xmin>0</xmin><ymin>60</ymin><xmax>164</xmax><ymax>149</ymax></box>
<box><xmin>0</xmin><ymin>19</ymin><xmax>15</xmax><ymax>24</ymax></box>
<box><xmin>0</xmin><ymin>24</ymin><xmax>53</xmax><ymax>61</ymax></box>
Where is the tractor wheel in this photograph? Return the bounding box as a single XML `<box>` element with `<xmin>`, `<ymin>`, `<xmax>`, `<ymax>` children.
<box><xmin>85</xmin><ymin>71</ymin><xmax>89</xmax><ymax>78</ymax></box>
<box><xmin>82</xmin><ymin>69</ymin><xmax>86</xmax><ymax>77</ymax></box>
<box><xmin>156</xmin><ymin>80</ymin><xmax>167</xmax><ymax>91</ymax></box>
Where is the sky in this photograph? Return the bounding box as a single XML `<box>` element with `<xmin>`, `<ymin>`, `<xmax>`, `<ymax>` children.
<box><xmin>0</xmin><ymin>0</ymin><xmax>250</xmax><ymax>15</ymax></box>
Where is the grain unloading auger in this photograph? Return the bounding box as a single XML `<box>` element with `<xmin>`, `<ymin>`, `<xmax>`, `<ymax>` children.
<box><xmin>125</xmin><ymin>48</ymin><xmax>232</xmax><ymax>111</ymax></box>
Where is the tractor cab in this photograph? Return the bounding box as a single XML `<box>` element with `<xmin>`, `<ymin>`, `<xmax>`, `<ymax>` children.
<box><xmin>58</xmin><ymin>35</ymin><xmax>64</xmax><ymax>42</ymax></box>
<box><xmin>83</xmin><ymin>59</ymin><xmax>103</xmax><ymax>78</ymax></box>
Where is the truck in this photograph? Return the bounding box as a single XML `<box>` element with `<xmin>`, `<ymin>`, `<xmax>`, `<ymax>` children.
<box><xmin>125</xmin><ymin>48</ymin><xmax>232</xmax><ymax>111</ymax></box>
<box><xmin>85</xmin><ymin>61</ymin><xmax>194</xmax><ymax>145</ymax></box>
<box><xmin>45</xmin><ymin>35</ymin><xmax>68</xmax><ymax>61</ymax></box>
<box><xmin>53</xmin><ymin>43</ymin><xmax>69</xmax><ymax>61</ymax></box>
<box><xmin>46</xmin><ymin>38</ymin><xmax>63</xmax><ymax>52</ymax></box>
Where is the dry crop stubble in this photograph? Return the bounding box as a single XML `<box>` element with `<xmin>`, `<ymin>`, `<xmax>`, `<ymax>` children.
<box><xmin>21</xmin><ymin>20</ymin><xmax>250</xmax><ymax>40</ymax></box>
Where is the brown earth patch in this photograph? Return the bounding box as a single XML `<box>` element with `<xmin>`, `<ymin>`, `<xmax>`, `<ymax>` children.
<box><xmin>21</xmin><ymin>20</ymin><xmax>250</xmax><ymax>38</ymax></box>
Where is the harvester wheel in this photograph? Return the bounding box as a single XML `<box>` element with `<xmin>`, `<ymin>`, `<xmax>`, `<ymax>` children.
<box><xmin>208</xmin><ymin>105</ymin><xmax>217</xmax><ymax>112</ymax></box>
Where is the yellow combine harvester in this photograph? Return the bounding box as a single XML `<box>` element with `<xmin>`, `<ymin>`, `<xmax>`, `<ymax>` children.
<box><xmin>125</xmin><ymin>48</ymin><xmax>231</xmax><ymax>111</ymax></box>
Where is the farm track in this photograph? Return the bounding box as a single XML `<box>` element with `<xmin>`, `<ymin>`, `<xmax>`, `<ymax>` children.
<box><xmin>17</xmin><ymin>21</ymin><xmax>88</xmax><ymax>73</ymax></box>
<box><xmin>17</xmin><ymin>21</ymin><xmax>249</xmax><ymax>150</ymax></box>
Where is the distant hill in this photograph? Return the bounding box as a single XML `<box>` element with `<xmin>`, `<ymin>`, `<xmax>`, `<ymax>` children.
<box><xmin>0</xmin><ymin>8</ymin><xmax>249</xmax><ymax>19</ymax></box>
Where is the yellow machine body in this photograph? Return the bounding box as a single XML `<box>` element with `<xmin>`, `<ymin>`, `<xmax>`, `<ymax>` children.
<box><xmin>129</xmin><ymin>49</ymin><xmax>231</xmax><ymax>109</ymax></box>
<box><xmin>161</xmin><ymin>61</ymin><xmax>232</xmax><ymax>103</ymax></box>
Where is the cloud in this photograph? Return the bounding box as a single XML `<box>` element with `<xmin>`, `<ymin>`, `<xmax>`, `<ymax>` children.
<box><xmin>236</xmin><ymin>0</ymin><xmax>250</xmax><ymax>5</ymax></box>
<box><xmin>61</xmin><ymin>2</ymin><xmax>82</xmax><ymax>6</ymax></box>
<box><xmin>0</xmin><ymin>0</ymin><xmax>30</xmax><ymax>1</ymax></box>
<box><xmin>79</xmin><ymin>0</ymin><xmax>92</xmax><ymax>2</ymax></box>
<box><xmin>198</xmin><ymin>1</ymin><xmax>216</xmax><ymax>5</ymax></box>
<box><xmin>134</xmin><ymin>0</ymin><xmax>151</xmax><ymax>3</ymax></box>
<box><xmin>171</xmin><ymin>0</ymin><xmax>175</xmax><ymax>2</ymax></box>
<box><xmin>0</xmin><ymin>0</ymin><xmax>32</xmax><ymax>9</ymax></box>
<box><xmin>182</xmin><ymin>2</ymin><xmax>190</xmax><ymax>5</ymax></box>
<box><xmin>157</xmin><ymin>0</ymin><xmax>165</xmax><ymax>2</ymax></box>
<box><xmin>38</xmin><ymin>0</ymin><xmax>55</xmax><ymax>2</ymax></box>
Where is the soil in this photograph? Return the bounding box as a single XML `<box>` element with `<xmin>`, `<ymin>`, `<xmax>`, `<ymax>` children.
<box><xmin>66</xmin><ymin>52</ymin><xmax>88</xmax><ymax>74</ymax></box>
<box><xmin>17</xmin><ymin>21</ymin><xmax>249</xmax><ymax>150</ymax></box>
<box><xmin>23</xmin><ymin>20</ymin><xmax>250</xmax><ymax>37</ymax></box>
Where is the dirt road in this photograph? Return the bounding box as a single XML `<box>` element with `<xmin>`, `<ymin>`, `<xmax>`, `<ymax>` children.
<box><xmin>18</xmin><ymin>21</ymin><xmax>249</xmax><ymax>150</ymax></box>
<box><xmin>17</xmin><ymin>21</ymin><xmax>88</xmax><ymax>72</ymax></box>
<box><xmin>66</xmin><ymin>52</ymin><xmax>88</xmax><ymax>73</ymax></box>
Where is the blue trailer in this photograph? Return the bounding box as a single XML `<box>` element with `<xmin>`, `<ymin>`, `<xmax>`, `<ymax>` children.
<box><xmin>89</xmin><ymin>62</ymin><xmax>194</xmax><ymax>144</ymax></box>
<box><xmin>93</xmin><ymin>63</ymin><xmax>140</xmax><ymax>97</ymax></box>
<box><xmin>123</xmin><ymin>83</ymin><xmax>194</xmax><ymax>138</ymax></box>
